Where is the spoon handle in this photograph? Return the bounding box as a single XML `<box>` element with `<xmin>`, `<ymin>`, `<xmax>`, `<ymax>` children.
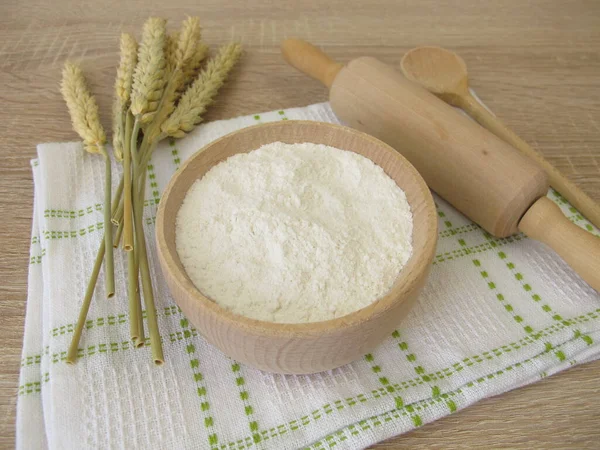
<box><xmin>458</xmin><ymin>91</ymin><xmax>600</xmax><ymax>230</ymax></box>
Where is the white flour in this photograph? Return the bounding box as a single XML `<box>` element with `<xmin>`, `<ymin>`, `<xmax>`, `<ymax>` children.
<box><xmin>176</xmin><ymin>142</ymin><xmax>413</xmax><ymax>323</ymax></box>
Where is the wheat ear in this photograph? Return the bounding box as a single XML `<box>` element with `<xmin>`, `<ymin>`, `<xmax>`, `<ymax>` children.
<box><xmin>171</xmin><ymin>16</ymin><xmax>203</xmax><ymax>95</ymax></box>
<box><xmin>180</xmin><ymin>42</ymin><xmax>209</xmax><ymax>93</ymax></box>
<box><xmin>142</xmin><ymin>18</ymin><xmax>203</xmax><ymax>142</ymax></box>
<box><xmin>60</xmin><ymin>63</ymin><xmax>106</xmax><ymax>153</ymax></box>
<box><xmin>112</xmin><ymin>33</ymin><xmax>137</xmax><ymax>163</ymax></box>
<box><xmin>115</xmin><ymin>33</ymin><xmax>138</xmax><ymax>107</ymax></box>
<box><xmin>130</xmin><ymin>17</ymin><xmax>167</xmax><ymax>119</ymax></box>
<box><xmin>160</xmin><ymin>43</ymin><xmax>242</xmax><ymax>138</ymax></box>
<box><xmin>112</xmin><ymin>33</ymin><xmax>138</xmax><ymax>162</ymax></box>
<box><xmin>165</xmin><ymin>32</ymin><xmax>179</xmax><ymax>77</ymax></box>
<box><xmin>176</xmin><ymin>17</ymin><xmax>201</xmax><ymax>69</ymax></box>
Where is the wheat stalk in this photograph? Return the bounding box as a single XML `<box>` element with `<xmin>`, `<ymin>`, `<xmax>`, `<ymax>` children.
<box><xmin>62</xmin><ymin>61</ymin><xmax>116</xmax><ymax>362</ymax></box>
<box><xmin>130</xmin><ymin>17</ymin><xmax>167</xmax><ymax>120</ymax></box>
<box><xmin>67</xmin><ymin>17</ymin><xmax>242</xmax><ymax>365</ymax></box>
<box><xmin>127</xmin><ymin>16</ymin><xmax>171</xmax><ymax>359</ymax></box>
<box><xmin>60</xmin><ymin>63</ymin><xmax>113</xmax><ymax>290</ymax></box>
<box><xmin>161</xmin><ymin>43</ymin><xmax>242</xmax><ymax>138</ymax></box>
<box><xmin>111</xmin><ymin>102</ymin><xmax>124</xmax><ymax>162</ymax></box>
<box><xmin>124</xmin><ymin>19</ymin><xmax>209</xmax><ymax>361</ymax></box>
<box><xmin>112</xmin><ymin>33</ymin><xmax>139</xmax><ymax>255</ymax></box>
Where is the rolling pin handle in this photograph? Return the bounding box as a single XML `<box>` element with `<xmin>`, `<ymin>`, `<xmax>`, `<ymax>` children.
<box><xmin>281</xmin><ymin>38</ymin><xmax>343</xmax><ymax>88</ymax></box>
<box><xmin>518</xmin><ymin>197</ymin><xmax>600</xmax><ymax>292</ymax></box>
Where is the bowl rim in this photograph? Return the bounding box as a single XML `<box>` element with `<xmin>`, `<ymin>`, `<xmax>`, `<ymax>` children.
<box><xmin>156</xmin><ymin>120</ymin><xmax>437</xmax><ymax>337</ymax></box>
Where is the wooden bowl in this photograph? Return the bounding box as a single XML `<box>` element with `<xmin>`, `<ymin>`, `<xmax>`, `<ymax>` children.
<box><xmin>156</xmin><ymin>120</ymin><xmax>437</xmax><ymax>374</ymax></box>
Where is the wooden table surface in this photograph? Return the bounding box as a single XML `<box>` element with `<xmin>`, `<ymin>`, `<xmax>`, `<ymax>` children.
<box><xmin>1</xmin><ymin>1</ymin><xmax>599</xmax><ymax>448</ymax></box>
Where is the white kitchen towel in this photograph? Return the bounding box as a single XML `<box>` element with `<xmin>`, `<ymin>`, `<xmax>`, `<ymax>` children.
<box><xmin>17</xmin><ymin>102</ymin><xmax>600</xmax><ymax>450</ymax></box>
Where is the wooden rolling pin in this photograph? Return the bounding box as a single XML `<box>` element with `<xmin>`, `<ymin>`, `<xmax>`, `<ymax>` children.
<box><xmin>281</xmin><ymin>39</ymin><xmax>600</xmax><ymax>292</ymax></box>
<box><xmin>399</xmin><ymin>45</ymin><xmax>600</xmax><ymax>230</ymax></box>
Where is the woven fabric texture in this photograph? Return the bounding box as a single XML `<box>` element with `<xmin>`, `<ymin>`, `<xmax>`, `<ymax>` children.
<box><xmin>17</xmin><ymin>103</ymin><xmax>600</xmax><ymax>450</ymax></box>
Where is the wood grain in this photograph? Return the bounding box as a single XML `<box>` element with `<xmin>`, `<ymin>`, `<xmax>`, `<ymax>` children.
<box><xmin>156</xmin><ymin>121</ymin><xmax>437</xmax><ymax>374</ymax></box>
<box><xmin>0</xmin><ymin>0</ymin><xmax>599</xmax><ymax>448</ymax></box>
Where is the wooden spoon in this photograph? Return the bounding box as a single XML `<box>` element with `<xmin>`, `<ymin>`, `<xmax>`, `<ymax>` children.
<box><xmin>401</xmin><ymin>46</ymin><xmax>600</xmax><ymax>229</ymax></box>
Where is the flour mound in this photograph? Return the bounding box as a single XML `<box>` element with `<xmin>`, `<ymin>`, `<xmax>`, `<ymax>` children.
<box><xmin>176</xmin><ymin>142</ymin><xmax>413</xmax><ymax>323</ymax></box>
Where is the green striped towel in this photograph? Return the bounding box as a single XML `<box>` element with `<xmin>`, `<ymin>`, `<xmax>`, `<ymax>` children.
<box><xmin>17</xmin><ymin>103</ymin><xmax>600</xmax><ymax>449</ymax></box>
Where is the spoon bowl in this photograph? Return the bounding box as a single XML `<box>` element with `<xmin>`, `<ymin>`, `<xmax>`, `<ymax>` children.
<box><xmin>401</xmin><ymin>46</ymin><xmax>468</xmax><ymax>104</ymax></box>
